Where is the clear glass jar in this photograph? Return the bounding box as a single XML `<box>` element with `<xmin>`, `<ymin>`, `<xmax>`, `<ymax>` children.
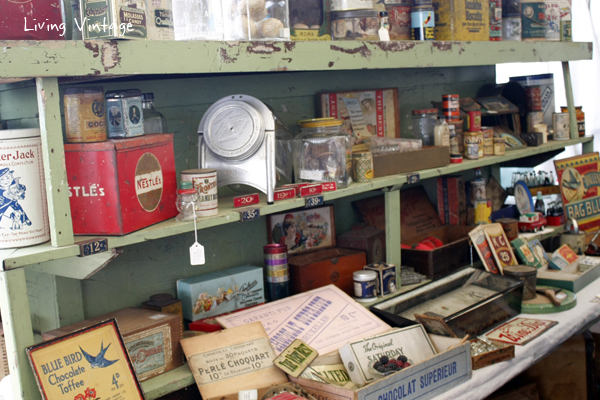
<box><xmin>142</xmin><ymin>93</ymin><xmax>168</xmax><ymax>134</ymax></box>
<box><xmin>411</xmin><ymin>109</ymin><xmax>438</xmax><ymax>146</ymax></box>
<box><xmin>502</xmin><ymin>14</ymin><xmax>521</xmax><ymax>41</ymax></box>
<box><xmin>294</xmin><ymin>118</ymin><xmax>352</xmax><ymax>188</ymax></box>
<box><xmin>176</xmin><ymin>181</ymin><xmax>198</xmax><ymax>222</ymax></box>
<box><xmin>222</xmin><ymin>0</ymin><xmax>290</xmax><ymax>40</ymax></box>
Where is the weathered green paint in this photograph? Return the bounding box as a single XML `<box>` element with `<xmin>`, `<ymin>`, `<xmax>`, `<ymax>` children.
<box><xmin>0</xmin><ymin>41</ymin><xmax>592</xmax><ymax>78</ymax></box>
<box><xmin>141</xmin><ymin>364</ymin><xmax>194</xmax><ymax>399</ymax></box>
<box><xmin>384</xmin><ymin>189</ymin><xmax>401</xmax><ymax>269</ymax></box>
<box><xmin>0</xmin><ymin>268</ymin><xmax>40</xmax><ymax>400</ymax></box>
<box><xmin>562</xmin><ymin>61</ymin><xmax>578</xmax><ymax>140</ymax></box>
<box><xmin>583</xmin><ymin>139</ymin><xmax>594</xmax><ymax>154</ymax></box>
<box><xmin>27</xmin><ymin>249</ymin><xmax>121</xmax><ymax>280</ymax></box>
<box><xmin>35</xmin><ymin>78</ymin><xmax>74</xmax><ymax>247</ymax></box>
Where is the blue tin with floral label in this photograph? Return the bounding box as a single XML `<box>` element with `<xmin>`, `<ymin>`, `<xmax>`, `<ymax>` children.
<box><xmin>105</xmin><ymin>89</ymin><xmax>145</xmax><ymax>138</ymax></box>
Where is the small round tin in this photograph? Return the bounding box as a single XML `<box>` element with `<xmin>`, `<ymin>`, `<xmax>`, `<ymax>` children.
<box><xmin>494</xmin><ymin>137</ymin><xmax>505</xmax><ymax>156</ymax></box>
<box><xmin>181</xmin><ymin>169</ymin><xmax>218</xmax><ymax>217</ymax></box>
<box><xmin>386</xmin><ymin>1</ymin><xmax>411</xmax><ymax>40</ymax></box>
<box><xmin>503</xmin><ymin>265</ymin><xmax>537</xmax><ymax>300</ymax></box>
<box><xmin>497</xmin><ymin>218</ymin><xmax>519</xmax><ymax>241</ymax></box>
<box><xmin>411</xmin><ymin>5</ymin><xmax>434</xmax><ymax>40</ymax></box>
<box><xmin>353</xmin><ymin>151</ymin><xmax>373</xmax><ymax>183</ymax></box>
<box><xmin>465</xmin><ymin>143</ymin><xmax>479</xmax><ymax>160</ymax></box>
<box><xmin>353</xmin><ymin>270</ymin><xmax>378</xmax><ymax>302</ymax></box>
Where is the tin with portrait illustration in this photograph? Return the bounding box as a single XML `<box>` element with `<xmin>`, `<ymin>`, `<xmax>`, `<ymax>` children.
<box><xmin>0</xmin><ymin>129</ymin><xmax>49</xmax><ymax>248</ymax></box>
<box><xmin>105</xmin><ymin>89</ymin><xmax>145</xmax><ymax>138</ymax></box>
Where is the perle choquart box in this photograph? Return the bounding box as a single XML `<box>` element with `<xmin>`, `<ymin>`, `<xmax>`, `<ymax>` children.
<box><xmin>64</xmin><ymin>134</ymin><xmax>178</xmax><ymax>235</ymax></box>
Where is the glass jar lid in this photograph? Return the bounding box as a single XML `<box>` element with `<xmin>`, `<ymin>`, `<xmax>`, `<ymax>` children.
<box><xmin>412</xmin><ymin>108</ymin><xmax>438</xmax><ymax>116</ymax></box>
<box><xmin>299</xmin><ymin>118</ymin><xmax>343</xmax><ymax>128</ymax></box>
<box><xmin>105</xmin><ymin>89</ymin><xmax>142</xmax><ymax>99</ymax></box>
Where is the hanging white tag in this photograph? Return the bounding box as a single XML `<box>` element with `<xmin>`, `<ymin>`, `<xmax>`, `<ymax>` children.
<box><xmin>190</xmin><ymin>242</ymin><xmax>205</xmax><ymax>265</ymax></box>
<box><xmin>378</xmin><ymin>28</ymin><xmax>390</xmax><ymax>41</ymax></box>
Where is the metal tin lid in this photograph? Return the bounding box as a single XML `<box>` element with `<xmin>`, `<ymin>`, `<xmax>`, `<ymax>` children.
<box><xmin>412</xmin><ymin>108</ymin><xmax>438</xmax><ymax>115</ymax></box>
<box><xmin>203</xmin><ymin>100</ymin><xmax>265</xmax><ymax>160</ymax></box>
<box><xmin>64</xmin><ymin>87</ymin><xmax>103</xmax><ymax>95</ymax></box>
<box><xmin>263</xmin><ymin>244</ymin><xmax>288</xmax><ymax>254</ymax></box>
<box><xmin>0</xmin><ymin>128</ymin><xmax>41</xmax><ymax>140</ymax></box>
<box><xmin>353</xmin><ymin>270</ymin><xmax>377</xmax><ymax>281</ymax></box>
<box><xmin>177</xmin><ymin>188</ymin><xmax>197</xmax><ymax>195</ymax></box>
<box><xmin>450</xmin><ymin>155</ymin><xmax>463</xmax><ymax>163</ymax></box>
<box><xmin>503</xmin><ymin>265</ymin><xmax>537</xmax><ymax>277</ymax></box>
<box><xmin>180</xmin><ymin>181</ymin><xmax>193</xmax><ymax>189</ymax></box>
<box><xmin>299</xmin><ymin>118</ymin><xmax>343</xmax><ymax>128</ymax></box>
<box><xmin>353</xmin><ymin>151</ymin><xmax>372</xmax><ymax>158</ymax></box>
<box><xmin>181</xmin><ymin>168</ymin><xmax>217</xmax><ymax>175</ymax></box>
<box><xmin>331</xmin><ymin>10</ymin><xmax>379</xmax><ymax>19</ymax></box>
<box><xmin>105</xmin><ymin>89</ymin><xmax>142</xmax><ymax>99</ymax></box>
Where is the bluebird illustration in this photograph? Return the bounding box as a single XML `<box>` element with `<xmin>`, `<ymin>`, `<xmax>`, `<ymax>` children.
<box><xmin>80</xmin><ymin>341</ymin><xmax>118</xmax><ymax>369</ymax></box>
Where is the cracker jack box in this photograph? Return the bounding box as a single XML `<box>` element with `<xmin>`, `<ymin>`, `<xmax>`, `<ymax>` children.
<box><xmin>355</xmin><ymin>186</ymin><xmax>472</xmax><ymax>280</ymax></box>
<box><xmin>217</xmin><ymin>285</ymin><xmax>391</xmax><ymax>356</ymax></box>
<box><xmin>42</xmin><ymin>307</ymin><xmax>184</xmax><ymax>382</ymax></box>
<box><xmin>64</xmin><ymin>134</ymin><xmax>178</xmax><ymax>236</ymax></box>
<box><xmin>181</xmin><ymin>322</ymin><xmax>288</xmax><ymax>400</ymax></box>
<box><xmin>290</xmin><ymin>333</ymin><xmax>472</xmax><ymax>400</ymax></box>
<box><xmin>177</xmin><ymin>265</ymin><xmax>265</xmax><ymax>322</ymax></box>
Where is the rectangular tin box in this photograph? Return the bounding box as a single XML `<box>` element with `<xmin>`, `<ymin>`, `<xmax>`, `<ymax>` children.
<box><xmin>337</xmin><ymin>226</ymin><xmax>386</xmax><ymax>264</ymax></box>
<box><xmin>373</xmin><ymin>146</ymin><xmax>450</xmax><ymax>178</ymax></box>
<box><xmin>370</xmin><ymin>268</ymin><xmax>524</xmax><ymax>339</ymax></box>
<box><xmin>177</xmin><ymin>265</ymin><xmax>265</xmax><ymax>322</ymax></box>
<box><xmin>433</xmin><ymin>0</ymin><xmax>490</xmax><ymax>41</ymax></box>
<box><xmin>81</xmin><ymin>0</ymin><xmax>148</xmax><ymax>40</ymax></box>
<box><xmin>0</xmin><ymin>0</ymin><xmax>64</xmax><ymax>40</ymax></box>
<box><xmin>364</xmin><ymin>263</ymin><xmax>397</xmax><ymax>297</ymax></box>
<box><xmin>437</xmin><ymin>175</ymin><xmax>467</xmax><ymax>226</ymax></box>
<box><xmin>42</xmin><ymin>308</ymin><xmax>184</xmax><ymax>382</ymax></box>
<box><xmin>64</xmin><ymin>134</ymin><xmax>178</xmax><ymax>236</ymax></box>
<box><xmin>288</xmin><ymin>248</ymin><xmax>367</xmax><ymax>296</ymax></box>
<box><xmin>290</xmin><ymin>333</ymin><xmax>472</xmax><ymax>400</ymax></box>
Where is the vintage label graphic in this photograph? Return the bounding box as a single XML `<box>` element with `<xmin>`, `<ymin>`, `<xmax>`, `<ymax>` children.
<box><xmin>135</xmin><ymin>152</ymin><xmax>163</xmax><ymax>212</ymax></box>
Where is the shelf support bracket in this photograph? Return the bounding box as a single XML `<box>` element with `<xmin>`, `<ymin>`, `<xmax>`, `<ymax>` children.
<box><xmin>383</xmin><ymin>188</ymin><xmax>401</xmax><ymax>282</ymax></box>
<box><xmin>36</xmin><ymin>77</ymin><xmax>74</xmax><ymax>247</ymax></box>
<box><xmin>0</xmin><ymin>267</ymin><xmax>40</xmax><ymax>400</ymax></box>
<box><xmin>562</xmin><ymin>61</ymin><xmax>578</xmax><ymax>140</ymax></box>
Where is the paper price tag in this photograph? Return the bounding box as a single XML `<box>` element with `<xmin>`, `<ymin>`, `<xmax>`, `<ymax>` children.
<box><xmin>378</xmin><ymin>28</ymin><xmax>390</xmax><ymax>41</ymax></box>
<box><xmin>190</xmin><ymin>242</ymin><xmax>205</xmax><ymax>265</ymax></box>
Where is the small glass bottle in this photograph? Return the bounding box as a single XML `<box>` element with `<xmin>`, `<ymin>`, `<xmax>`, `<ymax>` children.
<box><xmin>434</xmin><ymin>119</ymin><xmax>450</xmax><ymax>147</ymax></box>
<box><xmin>142</xmin><ymin>93</ymin><xmax>168</xmax><ymax>134</ymax></box>
<box><xmin>534</xmin><ymin>191</ymin><xmax>546</xmax><ymax>216</ymax></box>
<box><xmin>176</xmin><ymin>181</ymin><xmax>198</xmax><ymax>222</ymax></box>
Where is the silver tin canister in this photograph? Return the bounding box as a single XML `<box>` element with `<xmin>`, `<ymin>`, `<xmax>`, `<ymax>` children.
<box><xmin>181</xmin><ymin>169</ymin><xmax>218</xmax><ymax>217</ymax></box>
<box><xmin>0</xmin><ymin>129</ymin><xmax>50</xmax><ymax>248</ymax></box>
<box><xmin>105</xmin><ymin>89</ymin><xmax>145</xmax><ymax>138</ymax></box>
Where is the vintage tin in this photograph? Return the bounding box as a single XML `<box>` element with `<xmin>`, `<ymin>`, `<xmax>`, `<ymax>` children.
<box><xmin>465</xmin><ymin>131</ymin><xmax>484</xmax><ymax>158</ymax></box>
<box><xmin>527</xmin><ymin>111</ymin><xmax>544</xmax><ymax>132</ymax></box>
<box><xmin>0</xmin><ymin>129</ymin><xmax>50</xmax><ymax>248</ymax></box>
<box><xmin>433</xmin><ymin>0</ymin><xmax>489</xmax><ymax>41</ymax></box>
<box><xmin>353</xmin><ymin>270</ymin><xmax>378</xmax><ymax>302</ymax></box>
<box><xmin>146</xmin><ymin>0</ymin><xmax>175</xmax><ymax>40</ymax></box>
<box><xmin>503</xmin><ymin>265</ymin><xmax>537</xmax><ymax>300</ymax></box>
<box><xmin>448</xmin><ymin>119</ymin><xmax>464</xmax><ymax>154</ymax></box>
<box><xmin>467</xmin><ymin>111</ymin><xmax>482</xmax><ymax>132</ymax></box>
<box><xmin>42</xmin><ymin>308</ymin><xmax>184</xmax><ymax>382</ymax></box>
<box><xmin>521</xmin><ymin>0</ymin><xmax>558</xmax><ymax>41</ymax></box>
<box><xmin>64</xmin><ymin>134</ymin><xmax>178</xmax><ymax>235</ymax></box>
<box><xmin>331</xmin><ymin>10</ymin><xmax>379</xmax><ymax>40</ymax></box>
<box><xmin>482</xmin><ymin>127</ymin><xmax>494</xmax><ymax>156</ymax></box>
<box><xmin>411</xmin><ymin>5</ymin><xmax>435</xmax><ymax>40</ymax></box>
<box><xmin>494</xmin><ymin>137</ymin><xmax>505</xmax><ymax>156</ymax></box>
<box><xmin>561</xmin><ymin>106</ymin><xmax>585</xmax><ymax>137</ymax></box>
<box><xmin>181</xmin><ymin>169</ymin><xmax>218</xmax><ymax>217</ymax></box>
<box><xmin>525</xmin><ymin>86</ymin><xmax>542</xmax><ymax>111</ymax></box>
<box><xmin>511</xmin><ymin>74</ymin><xmax>555</xmax><ymax>127</ymax></box>
<box><xmin>352</xmin><ymin>151</ymin><xmax>373</xmax><ymax>183</ymax></box>
<box><xmin>81</xmin><ymin>0</ymin><xmax>147</xmax><ymax>39</ymax></box>
<box><xmin>471</xmin><ymin>179</ymin><xmax>487</xmax><ymax>204</ymax></box>
<box><xmin>105</xmin><ymin>89</ymin><xmax>145</xmax><ymax>138</ymax></box>
<box><xmin>543</xmin><ymin>0</ymin><xmax>561</xmax><ymax>41</ymax></box>
<box><xmin>0</xmin><ymin>0</ymin><xmax>64</xmax><ymax>40</ymax></box>
<box><xmin>442</xmin><ymin>94</ymin><xmax>460</xmax><ymax>121</ymax></box>
<box><xmin>474</xmin><ymin>199</ymin><xmax>492</xmax><ymax>224</ymax></box>
<box><xmin>263</xmin><ymin>244</ymin><xmax>291</xmax><ymax>302</ymax></box>
<box><xmin>497</xmin><ymin>218</ymin><xmax>519</xmax><ymax>241</ymax></box>
<box><xmin>465</xmin><ymin>143</ymin><xmax>479</xmax><ymax>160</ymax></box>
<box><xmin>489</xmin><ymin>0</ymin><xmax>502</xmax><ymax>40</ymax></box>
<box><xmin>552</xmin><ymin>112</ymin><xmax>570</xmax><ymax>140</ymax></box>
<box><xmin>64</xmin><ymin>87</ymin><xmax>106</xmax><ymax>143</ymax></box>
<box><xmin>364</xmin><ymin>263</ymin><xmax>398</xmax><ymax>296</ymax></box>
<box><xmin>386</xmin><ymin>1</ymin><xmax>411</xmax><ymax>40</ymax></box>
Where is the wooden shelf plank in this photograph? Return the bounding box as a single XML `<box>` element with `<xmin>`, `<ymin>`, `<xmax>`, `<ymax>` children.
<box><xmin>141</xmin><ymin>363</ymin><xmax>195</xmax><ymax>400</ymax></box>
<box><xmin>0</xmin><ymin>40</ymin><xmax>592</xmax><ymax>79</ymax></box>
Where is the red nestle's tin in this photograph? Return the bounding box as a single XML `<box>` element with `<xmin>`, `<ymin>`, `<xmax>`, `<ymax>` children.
<box><xmin>274</xmin><ymin>188</ymin><xmax>296</xmax><ymax>201</ymax></box>
<box><xmin>300</xmin><ymin>184</ymin><xmax>323</xmax><ymax>198</ymax></box>
<box><xmin>321</xmin><ymin>182</ymin><xmax>337</xmax><ymax>192</ymax></box>
<box><xmin>65</xmin><ymin>134</ymin><xmax>178</xmax><ymax>235</ymax></box>
<box><xmin>233</xmin><ymin>193</ymin><xmax>260</xmax><ymax>208</ymax></box>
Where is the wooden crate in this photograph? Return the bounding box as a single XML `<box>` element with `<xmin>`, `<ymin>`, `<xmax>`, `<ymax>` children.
<box><xmin>470</xmin><ymin>339</ymin><xmax>515</xmax><ymax>370</ymax></box>
<box><xmin>373</xmin><ymin>146</ymin><xmax>450</xmax><ymax>178</ymax></box>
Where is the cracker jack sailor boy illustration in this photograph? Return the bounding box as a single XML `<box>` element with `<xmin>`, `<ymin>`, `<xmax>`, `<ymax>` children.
<box><xmin>0</xmin><ymin>168</ymin><xmax>32</xmax><ymax>230</ymax></box>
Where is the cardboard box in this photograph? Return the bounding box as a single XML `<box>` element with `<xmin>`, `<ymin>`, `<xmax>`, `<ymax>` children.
<box><xmin>290</xmin><ymin>334</ymin><xmax>472</xmax><ymax>400</ymax></box>
<box><xmin>337</xmin><ymin>226</ymin><xmax>386</xmax><ymax>264</ymax></box>
<box><xmin>373</xmin><ymin>146</ymin><xmax>450</xmax><ymax>178</ymax></box>
<box><xmin>42</xmin><ymin>308</ymin><xmax>184</xmax><ymax>382</ymax></box>
<box><xmin>288</xmin><ymin>248</ymin><xmax>367</xmax><ymax>296</ymax></box>
<box><xmin>64</xmin><ymin>134</ymin><xmax>178</xmax><ymax>236</ymax></box>
<box><xmin>318</xmin><ymin>89</ymin><xmax>401</xmax><ymax>147</ymax></box>
<box><xmin>177</xmin><ymin>265</ymin><xmax>265</xmax><ymax>322</ymax></box>
<box><xmin>433</xmin><ymin>0</ymin><xmax>490</xmax><ymax>41</ymax></box>
<box><xmin>355</xmin><ymin>186</ymin><xmax>471</xmax><ymax>280</ymax></box>
<box><xmin>437</xmin><ymin>176</ymin><xmax>467</xmax><ymax>226</ymax></box>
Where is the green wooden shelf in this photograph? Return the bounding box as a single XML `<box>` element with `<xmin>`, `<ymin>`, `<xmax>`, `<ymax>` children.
<box><xmin>0</xmin><ymin>40</ymin><xmax>592</xmax><ymax>81</ymax></box>
<box><xmin>141</xmin><ymin>364</ymin><xmax>195</xmax><ymax>400</ymax></box>
<box><xmin>1</xmin><ymin>136</ymin><xmax>591</xmax><ymax>272</ymax></box>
